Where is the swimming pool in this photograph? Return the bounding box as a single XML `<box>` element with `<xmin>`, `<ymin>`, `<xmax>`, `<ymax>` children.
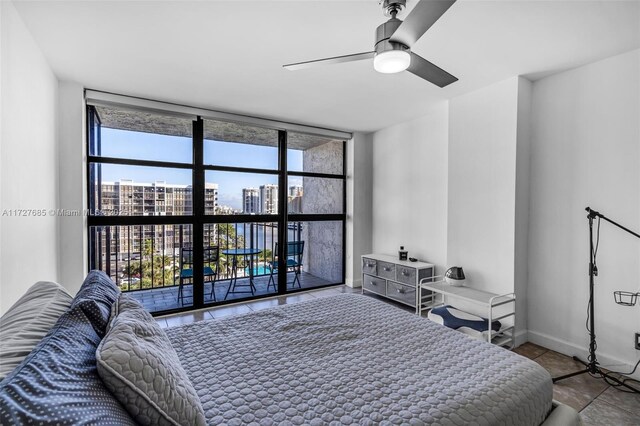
<box><xmin>245</xmin><ymin>266</ymin><xmax>270</xmax><ymax>276</ymax></box>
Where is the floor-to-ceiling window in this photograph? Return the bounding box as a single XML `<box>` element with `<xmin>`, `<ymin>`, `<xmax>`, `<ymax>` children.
<box><xmin>86</xmin><ymin>94</ymin><xmax>347</xmax><ymax>315</ymax></box>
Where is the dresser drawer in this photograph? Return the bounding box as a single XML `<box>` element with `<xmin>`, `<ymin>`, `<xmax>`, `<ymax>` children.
<box><xmin>396</xmin><ymin>265</ymin><xmax>416</xmax><ymax>286</ymax></box>
<box><xmin>386</xmin><ymin>281</ymin><xmax>416</xmax><ymax>306</ymax></box>
<box><xmin>377</xmin><ymin>261</ymin><xmax>396</xmax><ymax>280</ymax></box>
<box><xmin>363</xmin><ymin>274</ymin><xmax>385</xmax><ymax>295</ymax></box>
<box><xmin>362</xmin><ymin>258</ymin><xmax>377</xmax><ymax>275</ymax></box>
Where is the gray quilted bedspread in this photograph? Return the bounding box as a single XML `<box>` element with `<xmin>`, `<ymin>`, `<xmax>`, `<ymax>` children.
<box><xmin>165</xmin><ymin>294</ymin><xmax>552</xmax><ymax>425</ymax></box>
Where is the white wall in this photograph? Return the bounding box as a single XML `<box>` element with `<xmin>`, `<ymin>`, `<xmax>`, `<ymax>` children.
<box><xmin>447</xmin><ymin>78</ymin><xmax>520</xmax><ymax>295</ymax></box>
<box><xmin>0</xmin><ymin>2</ymin><xmax>4</xmax><ymax>305</ymax></box>
<box><xmin>514</xmin><ymin>78</ymin><xmax>532</xmax><ymax>337</ymax></box>
<box><xmin>528</xmin><ymin>49</ymin><xmax>640</xmax><ymax>373</ymax></box>
<box><xmin>0</xmin><ymin>1</ymin><xmax>59</xmax><ymax>314</ymax></box>
<box><xmin>369</xmin><ymin>78</ymin><xmax>531</xmax><ymax>339</ymax></box>
<box><xmin>345</xmin><ymin>132</ymin><xmax>373</xmax><ymax>287</ymax></box>
<box><xmin>58</xmin><ymin>81</ymin><xmax>86</xmax><ymax>295</ymax></box>
<box><xmin>371</xmin><ymin>103</ymin><xmax>449</xmax><ymax>272</ymax></box>
<box><xmin>447</xmin><ymin>77</ymin><xmax>529</xmax><ymax>337</ymax></box>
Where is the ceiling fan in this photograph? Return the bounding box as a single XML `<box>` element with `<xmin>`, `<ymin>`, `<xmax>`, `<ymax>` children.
<box><xmin>283</xmin><ymin>0</ymin><xmax>458</xmax><ymax>88</ymax></box>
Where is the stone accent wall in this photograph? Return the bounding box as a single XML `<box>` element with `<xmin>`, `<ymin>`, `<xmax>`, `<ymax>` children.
<box><xmin>301</xmin><ymin>141</ymin><xmax>343</xmax><ymax>283</ymax></box>
<box><xmin>302</xmin><ymin>222</ymin><xmax>342</xmax><ymax>283</ymax></box>
<box><xmin>302</xmin><ymin>140</ymin><xmax>343</xmax><ymax>174</ymax></box>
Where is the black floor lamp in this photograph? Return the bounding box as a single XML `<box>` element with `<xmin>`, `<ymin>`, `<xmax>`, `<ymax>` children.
<box><xmin>552</xmin><ymin>207</ymin><xmax>640</xmax><ymax>394</ymax></box>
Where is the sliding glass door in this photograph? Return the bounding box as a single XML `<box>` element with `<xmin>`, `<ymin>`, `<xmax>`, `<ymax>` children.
<box><xmin>87</xmin><ymin>100</ymin><xmax>346</xmax><ymax>315</ymax></box>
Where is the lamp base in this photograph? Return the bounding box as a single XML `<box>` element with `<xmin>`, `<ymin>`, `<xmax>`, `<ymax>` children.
<box><xmin>445</xmin><ymin>277</ymin><xmax>465</xmax><ymax>287</ymax></box>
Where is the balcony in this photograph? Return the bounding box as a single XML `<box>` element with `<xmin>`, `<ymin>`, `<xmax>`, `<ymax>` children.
<box><xmin>89</xmin><ymin>221</ymin><xmax>342</xmax><ymax>313</ymax></box>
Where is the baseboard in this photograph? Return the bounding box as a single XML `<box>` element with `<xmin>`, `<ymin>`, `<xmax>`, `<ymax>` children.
<box><xmin>528</xmin><ymin>330</ymin><xmax>640</xmax><ymax>382</ymax></box>
<box><xmin>514</xmin><ymin>329</ymin><xmax>528</xmax><ymax>347</ymax></box>
<box><xmin>346</xmin><ymin>278</ymin><xmax>362</xmax><ymax>288</ymax></box>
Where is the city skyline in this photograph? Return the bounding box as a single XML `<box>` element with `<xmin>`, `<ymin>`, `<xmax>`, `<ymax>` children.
<box><xmin>98</xmin><ymin>128</ymin><xmax>304</xmax><ymax>209</ymax></box>
<box><xmin>98</xmin><ymin>179</ymin><xmax>304</xmax><ymax>215</ymax></box>
<box><xmin>242</xmin><ymin>184</ymin><xmax>303</xmax><ymax>214</ymax></box>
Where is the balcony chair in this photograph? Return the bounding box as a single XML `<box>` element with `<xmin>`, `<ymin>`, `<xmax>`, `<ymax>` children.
<box><xmin>267</xmin><ymin>241</ymin><xmax>304</xmax><ymax>291</ymax></box>
<box><xmin>177</xmin><ymin>246</ymin><xmax>219</xmax><ymax>305</ymax></box>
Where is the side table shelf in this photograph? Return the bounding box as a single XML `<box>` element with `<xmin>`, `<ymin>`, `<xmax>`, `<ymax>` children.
<box><xmin>418</xmin><ymin>278</ymin><xmax>516</xmax><ymax>349</ymax></box>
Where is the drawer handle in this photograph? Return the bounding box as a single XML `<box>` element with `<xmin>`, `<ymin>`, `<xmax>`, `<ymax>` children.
<box><xmin>366</xmin><ymin>263</ymin><xmax>375</xmax><ymax>268</ymax></box>
<box><xmin>383</xmin><ymin>267</ymin><xmax>391</xmax><ymax>271</ymax></box>
<box><xmin>397</xmin><ymin>288</ymin><xmax>405</xmax><ymax>294</ymax></box>
<box><xmin>401</xmin><ymin>271</ymin><xmax>410</xmax><ymax>276</ymax></box>
<box><xmin>369</xmin><ymin>281</ymin><xmax>376</xmax><ymax>286</ymax></box>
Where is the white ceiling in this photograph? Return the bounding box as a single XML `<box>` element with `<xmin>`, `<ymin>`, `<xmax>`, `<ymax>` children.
<box><xmin>13</xmin><ymin>0</ymin><xmax>640</xmax><ymax>133</ymax></box>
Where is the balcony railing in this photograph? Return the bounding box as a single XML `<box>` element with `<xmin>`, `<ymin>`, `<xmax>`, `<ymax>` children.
<box><xmin>89</xmin><ymin>222</ymin><xmax>303</xmax><ymax>293</ymax></box>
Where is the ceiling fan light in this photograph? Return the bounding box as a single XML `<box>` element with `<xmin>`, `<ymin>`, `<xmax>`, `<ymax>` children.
<box><xmin>373</xmin><ymin>50</ymin><xmax>411</xmax><ymax>74</ymax></box>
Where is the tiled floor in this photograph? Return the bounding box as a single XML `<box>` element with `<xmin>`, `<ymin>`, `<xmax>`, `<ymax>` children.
<box><xmin>158</xmin><ymin>286</ymin><xmax>640</xmax><ymax>424</ymax></box>
<box><xmin>514</xmin><ymin>342</ymin><xmax>640</xmax><ymax>425</ymax></box>
<box><xmin>129</xmin><ymin>271</ymin><xmax>332</xmax><ymax>313</ymax></box>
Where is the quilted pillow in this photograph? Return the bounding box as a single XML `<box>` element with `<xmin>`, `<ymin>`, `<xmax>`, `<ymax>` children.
<box><xmin>70</xmin><ymin>270</ymin><xmax>120</xmax><ymax>336</ymax></box>
<box><xmin>96</xmin><ymin>294</ymin><xmax>205</xmax><ymax>426</ymax></box>
<box><xmin>0</xmin><ymin>305</ymin><xmax>136</xmax><ymax>425</ymax></box>
<box><xmin>0</xmin><ymin>281</ymin><xmax>73</xmax><ymax>380</ymax></box>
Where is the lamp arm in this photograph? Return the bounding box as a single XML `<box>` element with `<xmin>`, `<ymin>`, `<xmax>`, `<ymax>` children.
<box><xmin>586</xmin><ymin>207</ymin><xmax>640</xmax><ymax>240</ymax></box>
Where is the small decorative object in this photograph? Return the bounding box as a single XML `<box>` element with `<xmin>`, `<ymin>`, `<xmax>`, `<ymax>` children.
<box><xmin>445</xmin><ymin>267</ymin><xmax>465</xmax><ymax>287</ymax></box>
<box><xmin>409</xmin><ymin>257</ymin><xmax>418</xmax><ymax>262</ymax></box>
<box><xmin>398</xmin><ymin>246</ymin><xmax>408</xmax><ymax>261</ymax></box>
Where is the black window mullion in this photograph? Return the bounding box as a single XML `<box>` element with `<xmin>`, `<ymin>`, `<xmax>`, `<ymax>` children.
<box><xmin>201</xmin><ymin>214</ymin><xmax>277</xmax><ymax>224</ymax></box>
<box><xmin>127</xmin><ymin>226</ymin><xmax>131</xmax><ymax>292</ymax></box>
<box><xmin>151</xmin><ymin>226</ymin><xmax>155</xmax><ymax>289</ymax></box>
<box><xmin>286</xmin><ymin>171</ymin><xmax>344</xmax><ymax>179</ymax></box>
<box><xmin>287</xmin><ymin>213</ymin><xmax>345</xmax><ymax>222</ymax></box>
<box><xmin>342</xmin><ymin>140</ymin><xmax>347</xmax><ymax>287</ymax></box>
<box><xmin>203</xmin><ymin>164</ymin><xmax>280</xmax><ymax>176</ymax></box>
<box><xmin>87</xmin><ymin>155</ymin><xmax>192</xmax><ymax>170</ymax></box>
<box><xmin>114</xmin><ymin>227</ymin><xmax>119</xmax><ymax>287</ymax></box>
<box><xmin>139</xmin><ymin>225</ymin><xmax>143</xmax><ymax>289</ymax></box>
<box><xmin>277</xmin><ymin>130</ymin><xmax>288</xmax><ymax>294</ymax></box>
<box><xmin>192</xmin><ymin>117</ymin><xmax>205</xmax><ymax>309</ymax></box>
<box><xmin>88</xmin><ymin>215</ymin><xmax>191</xmax><ymax>227</ymax></box>
<box><xmin>162</xmin><ymin>225</ymin><xmax>166</xmax><ymax>287</ymax></box>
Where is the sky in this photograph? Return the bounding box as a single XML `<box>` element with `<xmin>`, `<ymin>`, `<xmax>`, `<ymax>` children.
<box><xmin>99</xmin><ymin>128</ymin><xmax>303</xmax><ymax>209</ymax></box>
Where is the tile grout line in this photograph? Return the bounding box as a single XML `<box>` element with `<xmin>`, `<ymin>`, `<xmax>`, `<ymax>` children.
<box><xmin>578</xmin><ymin>383</ymin><xmax>611</xmax><ymax>414</ymax></box>
<box><xmin>529</xmin><ymin>349</ymin><xmax>550</xmax><ymax>362</ymax></box>
<box><xmin>578</xmin><ymin>399</ymin><xmax>596</xmax><ymax>415</ymax></box>
<box><xmin>529</xmin><ymin>348</ymin><xmax>626</xmax><ymax>416</ymax></box>
<box><xmin>591</xmin><ymin>384</ymin><xmax>640</xmax><ymax>418</ymax></box>
<box><xmin>581</xmin><ymin>396</ymin><xmax>635</xmax><ymax>417</ymax></box>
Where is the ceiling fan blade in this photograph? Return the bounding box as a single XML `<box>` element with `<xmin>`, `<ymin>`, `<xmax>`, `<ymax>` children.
<box><xmin>407</xmin><ymin>52</ymin><xmax>457</xmax><ymax>88</ymax></box>
<box><xmin>390</xmin><ymin>0</ymin><xmax>456</xmax><ymax>48</ymax></box>
<box><xmin>283</xmin><ymin>52</ymin><xmax>375</xmax><ymax>71</ymax></box>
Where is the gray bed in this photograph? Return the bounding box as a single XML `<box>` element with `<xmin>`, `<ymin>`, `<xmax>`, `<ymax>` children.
<box><xmin>166</xmin><ymin>294</ymin><xmax>554</xmax><ymax>425</ymax></box>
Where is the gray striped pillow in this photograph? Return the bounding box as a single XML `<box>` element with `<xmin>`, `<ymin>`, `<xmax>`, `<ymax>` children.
<box><xmin>0</xmin><ymin>281</ymin><xmax>73</xmax><ymax>380</ymax></box>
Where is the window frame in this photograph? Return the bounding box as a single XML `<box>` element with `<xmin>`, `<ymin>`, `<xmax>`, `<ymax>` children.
<box><xmin>86</xmin><ymin>96</ymin><xmax>348</xmax><ymax>315</ymax></box>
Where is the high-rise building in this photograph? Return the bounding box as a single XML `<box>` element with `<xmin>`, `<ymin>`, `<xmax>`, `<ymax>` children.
<box><xmin>260</xmin><ymin>184</ymin><xmax>278</xmax><ymax>214</ymax></box>
<box><xmin>288</xmin><ymin>196</ymin><xmax>302</xmax><ymax>214</ymax></box>
<box><xmin>97</xmin><ymin>180</ymin><xmax>218</xmax><ymax>258</ymax></box>
<box><xmin>204</xmin><ymin>182</ymin><xmax>218</xmax><ymax>215</ymax></box>
<box><xmin>287</xmin><ymin>185</ymin><xmax>303</xmax><ymax>214</ymax></box>
<box><xmin>242</xmin><ymin>188</ymin><xmax>260</xmax><ymax>214</ymax></box>
<box><xmin>99</xmin><ymin>180</ymin><xmax>218</xmax><ymax>216</ymax></box>
<box><xmin>289</xmin><ymin>185</ymin><xmax>303</xmax><ymax>197</ymax></box>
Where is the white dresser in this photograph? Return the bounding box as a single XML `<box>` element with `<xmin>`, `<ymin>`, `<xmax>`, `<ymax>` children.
<box><xmin>361</xmin><ymin>254</ymin><xmax>434</xmax><ymax>313</ymax></box>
